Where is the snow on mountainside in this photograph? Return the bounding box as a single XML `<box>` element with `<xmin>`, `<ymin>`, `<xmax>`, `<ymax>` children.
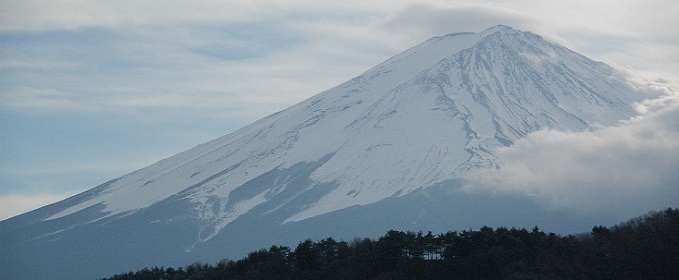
<box><xmin>1</xmin><ymin>25</ymin><xmax>647</xmax><ymax>280</ymax></box>
<box><xmin>42</xmin><ymin>25</ymin><xmax>638</xmax><ymax>238</ymax></box>
<box><xmin>0</xmin><ymin>26</ymin><xmax>648</xmax><ymax>279</ymax></box>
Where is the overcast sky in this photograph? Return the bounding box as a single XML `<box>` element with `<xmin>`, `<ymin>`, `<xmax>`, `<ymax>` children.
<box><xmin>1</xmin><ymin>0</ymin><xmax>677</xmax><ymax>221</ymax></box>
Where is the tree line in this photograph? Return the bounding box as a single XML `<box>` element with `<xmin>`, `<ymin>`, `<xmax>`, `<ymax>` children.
<box><xmin>102</xmin><ymin>208</ymin><xmax>678</xmax><ymax>279</ymax></box>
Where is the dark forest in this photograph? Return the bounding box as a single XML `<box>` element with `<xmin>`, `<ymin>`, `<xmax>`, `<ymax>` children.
<box><xmin>102</xmin><ymin>208</ymin><xmax>678</xmax><ymax>280</ymax></box>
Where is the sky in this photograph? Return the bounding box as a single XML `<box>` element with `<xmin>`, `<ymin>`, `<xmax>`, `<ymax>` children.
<box><xmin>1</xmin><ymin>0</ymin><xmax>677</xmax><ymax>221</ymax></box>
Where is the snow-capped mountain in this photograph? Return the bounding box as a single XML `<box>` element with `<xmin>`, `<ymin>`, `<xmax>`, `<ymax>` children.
<box><xmin>1</xmin><ymin>25</ymin><xmax>640</xmax><ymax>280</ymax></box>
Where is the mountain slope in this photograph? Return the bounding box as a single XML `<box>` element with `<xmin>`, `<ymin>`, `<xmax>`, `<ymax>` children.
<box><xmin>1</xmin><ymin>25</ymin><xmax>641</xmax><ymax>280</ymax></box>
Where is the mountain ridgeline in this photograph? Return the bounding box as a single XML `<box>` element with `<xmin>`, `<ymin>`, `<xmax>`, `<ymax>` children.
<box><xmin>1</xmin><ymin>25</ymin><xmax>645</xmax><ymax>280</ymax></box>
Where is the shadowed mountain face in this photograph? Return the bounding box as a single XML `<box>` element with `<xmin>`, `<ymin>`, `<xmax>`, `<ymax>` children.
<box><xmin>0</xmin><ymin>25</ymin><xmax>640</xmax><ymax>280</ymax></box>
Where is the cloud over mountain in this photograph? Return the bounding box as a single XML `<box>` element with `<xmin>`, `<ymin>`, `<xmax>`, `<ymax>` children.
<box><xmin>464</xmin><ymin>80</ymin><xmax>679</xmax><ymax>219</ymax></box>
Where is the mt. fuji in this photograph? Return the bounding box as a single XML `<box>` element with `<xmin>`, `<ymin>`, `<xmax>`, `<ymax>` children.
<box><xmin>1</xmin><ymin>25</ymin><xmax>642</xmax><ymax>280</ymax></box>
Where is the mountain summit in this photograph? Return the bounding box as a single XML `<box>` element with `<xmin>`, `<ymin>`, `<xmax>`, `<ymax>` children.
<box><xmin>1</xmin><ymin>25</ymin><xmax>640</xmax><ymax>280</ymax></box>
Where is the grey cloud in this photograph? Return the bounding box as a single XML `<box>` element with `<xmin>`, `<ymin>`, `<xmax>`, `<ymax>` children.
<box><xmin>380</xmin><ymin>4</ymin><xmax>542</xmax><ymax>44</ymax></box>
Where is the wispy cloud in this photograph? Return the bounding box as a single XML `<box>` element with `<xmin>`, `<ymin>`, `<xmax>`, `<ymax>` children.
<box><xmin>0</xmin><ymin>19</ymin><xmax>388</xmax><ymax>120</ymax></box>
<box><xmin>3</xmin><ymin>1</ymin><xmax>677</xmax><ymax>115</ymax></box>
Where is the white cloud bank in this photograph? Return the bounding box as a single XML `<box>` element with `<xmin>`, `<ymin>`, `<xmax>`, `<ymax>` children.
<box><xmin>464</xmin><ymin>79</ymin><xmax>679</xmax><ymax>219</ymax></box>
